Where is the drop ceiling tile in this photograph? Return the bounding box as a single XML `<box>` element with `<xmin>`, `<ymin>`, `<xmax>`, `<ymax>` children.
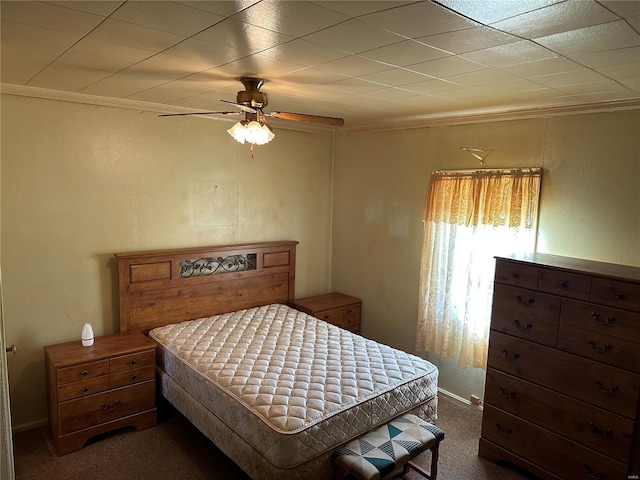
<box><xmin>600</xmin><ymin>1</ymin><xmax>640</xmax><ymax>18</ymax></box>
<box><xmin>80</xmin><ymin>70</ymin><xmax>174</xmax><ymax>97</ymax></box>
<box><xmin>490</xmin><ymin>2</ymin><xmax>618</xmax><ymax>39</ymax></box>
<box><xmin>535</xmin><ymin>20</ymin><xmax>640</xmax><ymax>55</ymax></box>
<box><xmin>462</xmin><ymin>40</ymin><xmax>558</xmax><ymax>68</ymax></box>
<box><xmin>0</xmin><ymin>40</ymin><xmax>67</xmax><ymax>84</ymax></box>
<box><xmin>176</xmin><ymin>1</ymin><xmax>260</xmax><ymax>17</ymax></box>
<box><xmin>419</xmin><ymin>27</ymin><xmax>519</xmax><ymax>54</ymax></box>
<box><xmin>69</xmin><ymin>37</ymin><xmax>155</xmax><ymax>64</ymax></box>
<box><xmin>570</xmin><ymin>47</ymin><xmax>640</xmax><ymax>68</ymax></box>
<box><xmin>360</xmin><ymin>68</ymin><xmax>431</xmax><ymax>87</ymax></box>
<box><xmin>326</xmin><ymin>77</ymin><xmax>391</xmax><ymax>94</ymax></box>
<box><xmin>194</xmin><ymin>18</ymin><xmax>293</xmax><ymax>53</ymax></box>
<box><xmin>1</xmin><ymin>19</ymin><xmax>80</xmax><ymax>49</ymax></box>
<box><xmin>126</xmin><ymin>76</ymin><xmax>219</xmax><ymax>104</ymax></box>
<box><xmin>596</xmin><ymin>63</ymin><xmax>640</xmax><ymax>80</ymax></box>
<box><xmin>163</xmin><ymin>38</ymin><xmax>243</xmax><ymax>65</ymax></box>
<box><xmin>91</xmin><ymin>19</ymin><xmax>185</xmax><ymax>52</ymax></box>
<box><xmin>0</xmin><ymin>1</ymin><xmax>104</xmax><ymax>35</ymax></box>
<box><xmin>54</xmin><ymin>50</ymin><xmax>137</xmax><ymax>74</ymax></box>
<box><xmin>361</xmin><ymin>1</ymin><xmax>476</xmax><ymax>38</ymax></box>
<box><xmin>446</xmin><ymin>68</ymin><xmax>520</xmax><ymax>87</ymax></box>
<box><xmin>304</xmin><ymin>18</ymin><xmax>405</xmax><ymax>54</ymax></box>
<box><xmin>406</xmin><ymin>55</ymin><xmax>487</xmax><ymax>78</ymax></box>
<box><xmin>353</xmin><ymin>86</ymin><xmax>416</xmax><ymax>100</ymax></box>
<box><xmin>402</xmin><ymin>78</ymin><xmax>464</xmax><ymax>94</ymax></box>
<box><xmin>262</xmin><ymin>39</ymin><xmax>348</xmax><ymax>67</ymax></box>
<box><xmin>48</xmin><ymin>1</ymin><xmax>122</xmax><ymax>16</ymax></box>
<box><xmin>217</xmin><ymin>53</ymin><xmax>306</xmax><ymax>78</ymax></box>
<box><xmin>276</xmin><ymin>67</ymin><xmax>350</xmax><ymax>88</ymax></box>
<box><xmin>577</xmin><ymin>90</ymin><xmax>640</xmax><ymax>103</ymax></box>
<box><xmin>556</xmin><ymin>79</ymin><xmax>629</xmax><ymax>95</ymax></box>
<box><xmin>234</xmin><ymin>0</ymin><xmax>349</xmax><ymax>36</ymax></box>
<box><xmin>313</xmin><ymin>55</ymin><xmax>390</xmax><ymax>76</ymax></box>
<box><xmin>627</xmin><ymin>16</ymin><xmax>640</xmax><ymax>32</ymax></box>
<box><xmin>129</xmin><ymin>53</ymin><xmax>219</xmax><ymax>78</ymax></box>
<box><xmin>435</xmin><ymin>0</ymin><xmax>562</xmax><ymax>25</ymax></box>
<box><xmin>311</xmin><ymin>1</ymin><xmax>413</xmax><ymax>17</ymax></box>
<box><xmin>530</xmin><ymin>69</ymin><xmax>606</xmax><ymax>88</ymax></box>
<box><xmin>110</xmin><ymin>1</ymin><xmax>224</xmax><ymax>36</ymax></box>
<box><xmin>360</xmin><ymin>39</ymin><xmax>449</xmax><ymax>67</ymax></box>
<box><xmin>617</xmin><ymin>77</ymin><xmax>640</xmax><ymax>92</ymax></box>
<box><xmin>501</xmin><ymin>57</ymin><xmax>586</xmax><ymax>78</ymax></box>
<box><xmin>29</xmin><ymin>63</ymin><xmax>114</xmax><ymax>91</ymax></box>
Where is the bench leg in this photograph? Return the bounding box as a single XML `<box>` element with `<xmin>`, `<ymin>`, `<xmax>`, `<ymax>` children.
<box><xmin>404</xmin><ymin>443</ymin><xmax>440</xmax><ymax>480</ymax></box>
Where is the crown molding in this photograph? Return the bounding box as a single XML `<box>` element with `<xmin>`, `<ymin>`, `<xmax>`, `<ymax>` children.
<box><xmin>2</xmin><ymin>83</ymin><xmax>639</xmax><ymax>134</ymax></box>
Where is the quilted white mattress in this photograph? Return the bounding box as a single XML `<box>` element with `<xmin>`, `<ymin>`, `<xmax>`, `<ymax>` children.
<box><xmin>149</xmin><ymin>304</ymin><xmax>438</xmax><ymax>469</ymax></box>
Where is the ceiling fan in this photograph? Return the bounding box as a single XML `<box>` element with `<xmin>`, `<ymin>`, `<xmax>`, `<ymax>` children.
<box><xmin>159</xmin><ymin>77</ymin><xmax>345</xmax><ymax>144</ymax></box>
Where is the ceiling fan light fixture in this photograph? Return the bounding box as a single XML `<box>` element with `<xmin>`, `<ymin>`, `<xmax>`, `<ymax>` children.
<box><xmin>227</xmin><ymin>120</ymin><xmax>275</xmax><ymax>145</ymax></box>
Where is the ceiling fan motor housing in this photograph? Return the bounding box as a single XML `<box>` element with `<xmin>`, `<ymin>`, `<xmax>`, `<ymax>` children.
<box><xmin>237</xmin><ymin>77</ymin><xmax>268</xmax><ymax>108</ymax></box>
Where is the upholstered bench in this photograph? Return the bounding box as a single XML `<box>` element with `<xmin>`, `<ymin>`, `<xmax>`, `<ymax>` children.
<box><xmin>332</xmin><ymin>413</ymin><xmax>444</xmax><ymax>480</ymax></box>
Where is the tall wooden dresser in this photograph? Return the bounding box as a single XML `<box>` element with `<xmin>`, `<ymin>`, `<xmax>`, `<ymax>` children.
<box><xmin>479</xmin><ymin>253</ymin><xmax>640</xmax><ymax>480</ymax></box>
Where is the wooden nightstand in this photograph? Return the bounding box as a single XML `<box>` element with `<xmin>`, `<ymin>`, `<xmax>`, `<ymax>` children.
<box><xmin>289</xmin><ymin>292</ymin><xmax>361</xmax><ymax>333</ymax></box>
<box><xmin>44</xmin><ymin>330</ymin><xmax>157</xmax><ymax>455</ymax></box>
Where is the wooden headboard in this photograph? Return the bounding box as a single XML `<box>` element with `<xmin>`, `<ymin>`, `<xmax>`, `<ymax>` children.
<box><xmin>115</xmin><ymin>241</ymin><xmax>298</xmax><ymax>333</ymax></box>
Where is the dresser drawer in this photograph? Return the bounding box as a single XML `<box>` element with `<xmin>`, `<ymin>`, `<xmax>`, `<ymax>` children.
<box><xmin>538</xmin><ymin>267</ymin><xmax>591</xmax><ymax>300</ymax></box>
<box><xmin>558</xmin><ymin>324</ymin><xmax>640</xmax><ymax>372</ymax></box>
<box><xmin>591</xmin><ymin>278</ymin><xmax>640</xmax><ymax>311</ymax></box>
<box><xmin>561</xmin><ymin>299</ymin><xmax>640</xmax><ymax>343</ymax></box>
<box><xmin>59</xmin><ymin>380</ymin><xmax>155</xmax><ymax>435</ymax></box>
<box><xmin>58</xmin><ymin>376</ymin><xmax>110</xmax><ymax>402</ymax></box>
<box><xmin>482</xmin><ymin>405</ymin><xmax>628</xmax><ymax>480</ymax></box>
<box><xmin>492</xmin><ymin>284</ymin><xmax>561</xmax><ymax>323</ymax></box>
<box><xmin>110</xmin><ymin>365</ymin><xmax>155</xmax><ymax>389</ymax></box>
<box><xmin>488</xmin><ymin>331</ymin><xmax>640</xmax><ymax>418</ymax></box>
<box><xmin>57</xmin><ymin>360</ymin><xmax>109</xmax><ymax>386</ymax></box>
<box><xmin>315</xmin><ymin>303</ymin><xmax>360</xmax><ymax>329</ymax></box>
<box><xmin>494</xmin><ymin>261</ymin><xmax>538</xmax><ymax>289</ymax></box>
<box><xmin>490</xmin><ymin>304</ymin><xmax>558</xmax><ymax>347</ymax></box>
<box><xmin>485</xmin><ymin>368</ymin><xmax>635</xmax><ymax>462</ymax></box>
<box><xmin>110</xmin><ymin>350</ymin><xmax>155</xmax><ymax>372</ymax></box>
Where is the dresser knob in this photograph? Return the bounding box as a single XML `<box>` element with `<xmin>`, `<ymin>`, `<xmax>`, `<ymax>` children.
<box><xmin>82</xmin><ymin>387</ymin><xmax>89</xmax><ymax>392</ymax></box>
<box><xmin>81</xmin><ymin>370</ymin><xmax>88</xmax><ymax>376</ymax></box>
<box><xmin>498</xmin><ymin>387</ymin><xmax>516</xmax><ymax>399</ymax></box>
<box><xmin>512</xmin><ymin>319</ymin><xmax>532</xmax><ymax>330</ymax></box>
<box><xmin>615</xmin><ymin>293</ymin><xmax>625</xmax><ymax>300</ymax></box>
<box><xmin>510</xmin><ymin>272</ymin><xmax>519</xmax><ymax>279</ymax></box>
<box><xmin>559</xmin><ymin>281</ymin><xmax>568</xmax><ymax>288</ymax></box>
<box><xmin>591</xmin><ymin>312</ymin><xmax>615</xmax><ymax>326</ymax></box>
<box><xmin>324</xmin><ymin>315</ymin><xmax>329</xmax><ymax>320</ymax></box>
<box><xmin>494</xmin><ymin>423</ymin><xmax>512</xmax><ymax>435</ymax></box>
<box><xmin>101</xmin><ymin>400</ymin><xmax>120</xmax><ymax>412</ymax></box>
<box><xmin>130</xmin><ymin>359</ymin><xmax>136</xmax><ymax>365</ymax></box>
<box><xmin>595</xmin><ymin>380</ymin><xmax>618</xmax><ymax>395</ymax></box>
<box><xmin>515</xmin><ymin>295</ymin><xmax>535</xmax><ymax>306</ymax></box>
<box><xmin>501</xmin><ymin>350</ymin><xmax>520</xmax><ymax>360</ymax></box>
<box><xmin>588</xmin><ymin>340</ymin><xmax>612</xmax><ymax>353</ymax></box>
<box><xmin>130</xmin><ymin>374</ymin><xmax>137</xmax><ymax>380</ymax></box>
<box><xmin>588</xmin><ymin>422</ymin><xmax>612</xmax><ymax>438</ymax></box>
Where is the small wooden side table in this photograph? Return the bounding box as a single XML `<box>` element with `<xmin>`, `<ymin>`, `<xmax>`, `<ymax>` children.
<box><xmin>289</xmin><ymin>292</ymin><xmax>361</xmax><ymax>333</ymax></box>
<box><xmin>44</xmin><ymin>330</ymin><xmax>157</xmax><ymax>455</ymax></box>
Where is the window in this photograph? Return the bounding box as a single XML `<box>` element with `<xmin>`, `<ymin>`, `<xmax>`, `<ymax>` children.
<box><xmin>416</xmin><ymin>168</ymin><xmax>541</xmax><ymax>369</ymax></box>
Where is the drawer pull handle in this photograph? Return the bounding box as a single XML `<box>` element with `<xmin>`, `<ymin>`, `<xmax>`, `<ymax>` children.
<box><xmin>515</xmin><ymin>295</ymin><xmax>534</xmax><ymax>306</ymax></box>
<box><xmin>588</xmin><ymin>340</ymin><xmax>612</xmax><ymax>353</ymax></box>
<box><xmin>512</xmin><ymin>319</ymin><xmax>532</xmax><ymax>330</ymax></box>
<box><xmin>494</xmin><ymin>423</ymin><xmax>512</xmax><ymax>435</ymax></box>
<box><xmin>615</xmin><ymin>293</ymin><xmax>625</xmax><ymax>300</ymax></box>
<box><xmin>82</xmin><ymin>387</ymin><xmax>89</xmax><ymax>392</ymax></box>
<box><xmin>498</xmin><ymin>387</ymin><xmax>516</xmax><ymax>399</ymax></box>
<box><xmin>501</xmin><ymin>349</ymin><xmax>520</xmax><ymax>360</ymax></box>
<box><xmin>559</xmin><ymin>281</ymin><xmax>568</xmax><ymax>288</ymax></box>
<box><xmin>347</xmin><ymin>309</ymin><xmax>353</xmax><ymax>314</ymax></box>
<box><xmin>595</xmin><ymin>380</ymin><xmax>618</xmax><ymax>395</ymax></box>
<box><xmin>130</xmin><ymin>359</ymin><xmax>136</xmax><ymax>365</ymax></box>
<box><xmin>101</xmin><ymin>400</ymin><xmax>120</xmax><ymax>412</ymax></box>
<box><xmin>591</xmin><ymin>312</ymin><xmax>615</xmax><ymax>326</ymax></box>
<box><xmin>585</xmin><ymin>466</ymin><xmax>606</xmax><ymax>480</ymax></box>
<box><xmin>588</xmin><ymin>422</ymin><xmax>612</xmax><ymax>438</ymax></box>
<box><xmin>81</xmin><ymin>370</ymin><xmax>88</xmax><ymax>376</ymax></box>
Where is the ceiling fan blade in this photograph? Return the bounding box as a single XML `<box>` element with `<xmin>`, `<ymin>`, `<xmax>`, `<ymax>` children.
<box><xmin>220</xmin><ymin>99</ymin><xmax>258</xmax><ymax>113</ymax></box>
<box><xmin>269</xmin><ymin>111</ymin><xmax>344</xmax><ymax>126</ymax></box>
<box><xmin>158</xmin><ymin>111</ymin><xmax>239</xmax><ymax>117</ymax></box>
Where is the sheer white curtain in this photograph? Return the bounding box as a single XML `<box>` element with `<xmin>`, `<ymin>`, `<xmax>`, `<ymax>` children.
<box><xmin>416</xmin><ymin>168</ymin><xmax>541</xmax><ymax>369</ymax></box>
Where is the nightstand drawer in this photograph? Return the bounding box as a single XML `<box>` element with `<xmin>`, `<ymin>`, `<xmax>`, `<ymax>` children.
<box><xmin>591</xmin><ymin>278</ymin><xmax>640</xmax><ymax>311</ymax></box>
<box><xmin>59</xmin><ymin>381</ymin><xmax>155</xmax><ymax>435</ymax></box>
<box><xmin>315</xmin><ymin>304</ymin><xmax>360</xmax><ymax>327</ymax></box>
<box><xmin>538</xmin><ymin>267</ymin><xmax>591</xmax><ymax>300</ymax></box>
<box><xmin>110</xmin><ymin>365</ymin><xmax>155</xmax><ymax>388</ymax></box>
<box><xmin>58</xmin><ymin>376</ymin><xmax>110</xmax><ymax>402</ymax></box>
<box><xmin>57</xmin><ymin>360</ymin><xmax>109</xmax><ymax>385</ymax></box>
<box><xmin>110</xmin><ymin>350</ymin><xmax>155</xmax><ymax>372</ymax></box>
<box><xmin>494</xmin><ymin>261</ymin><xmax>538</xmax><ymax>289</ymax></box>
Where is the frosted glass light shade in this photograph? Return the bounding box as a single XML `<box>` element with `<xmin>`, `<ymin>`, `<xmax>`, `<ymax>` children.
<box><xmin>227</xmin><ymin>121</ymin><xmax>274</xmax><ymax>145</ymax></box>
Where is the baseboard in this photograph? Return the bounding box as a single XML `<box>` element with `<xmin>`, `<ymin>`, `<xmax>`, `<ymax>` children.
<box><xmin>438</xmin><ymin>388</ymin><xmax>483</xmax><ymax>410</ymax></box>
<box><xmin>12</xmin><ymin>418</ymin><xmax>48</xmax><ymax>433</ymax></box>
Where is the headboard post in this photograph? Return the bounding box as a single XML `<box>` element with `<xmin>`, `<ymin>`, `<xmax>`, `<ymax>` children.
<box><xmin>115</xmin><ymin>241</ymin><xmax>298</xmax><ymax>333</ymax></box>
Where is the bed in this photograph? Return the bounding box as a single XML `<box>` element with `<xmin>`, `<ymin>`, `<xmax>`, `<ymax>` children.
<box><xmin>116</xmin><ymin>241</ymin><xmax>438</xmax><ymax>480</ymax></box>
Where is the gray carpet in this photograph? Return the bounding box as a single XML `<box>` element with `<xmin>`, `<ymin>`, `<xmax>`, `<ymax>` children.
<box><xmin>13</xmin><ymin>394</ymin><xmax>535</xmax><ymax>480</ymax></box>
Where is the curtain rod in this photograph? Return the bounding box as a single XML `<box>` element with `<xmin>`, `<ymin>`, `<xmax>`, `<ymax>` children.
<box><xmin>432</xmin><ymin>167</ymin><xmax>542</xmax><ymax>175</ymax></box>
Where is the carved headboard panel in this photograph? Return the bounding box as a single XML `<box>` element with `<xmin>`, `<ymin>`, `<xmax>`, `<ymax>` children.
<box><xmin>115</xmin><ymin>241</ymin><xmax>298</xmax><ymax>333</ymax></box>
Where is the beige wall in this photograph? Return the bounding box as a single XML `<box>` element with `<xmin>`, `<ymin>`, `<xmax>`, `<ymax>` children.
<box><xmin>331</xmin><ymin>110</ymin><xmax>640</xmax><ymax>402</ymax></box>
<box><xmin>1</xmin><ymin>94</ymin><xmax>334</xmax><ymax>429</ymax></box>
